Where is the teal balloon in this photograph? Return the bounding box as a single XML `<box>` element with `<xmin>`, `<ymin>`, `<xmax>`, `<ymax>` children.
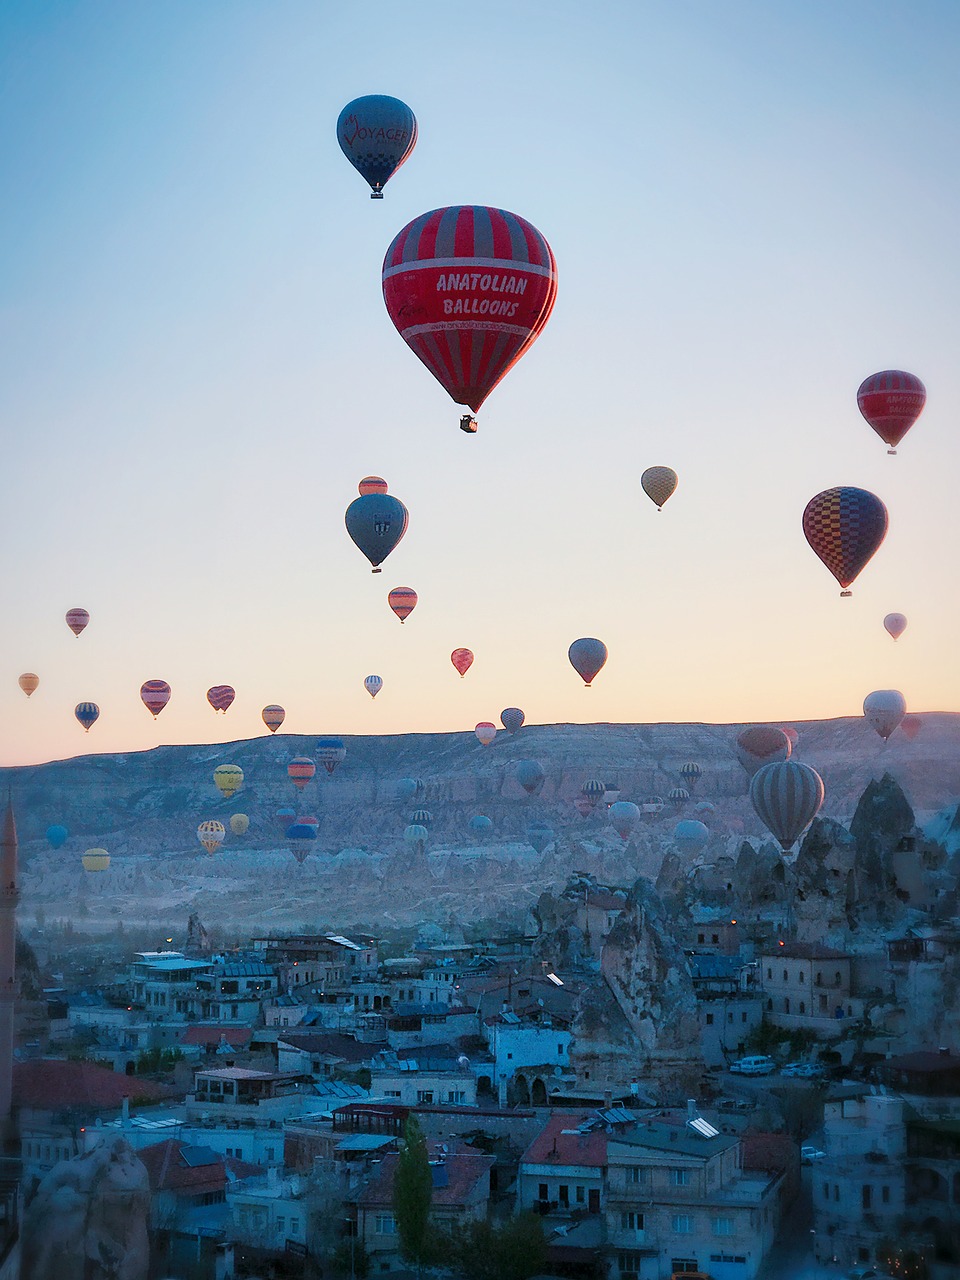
<box><xmin>46</xmin><ymin>824</ymin><xmax>69</xmax><ymax>850</ymax></box>
<box><xmin>516</xmin><ymin>760</ymin><xmax>545</xmax><ymax>796</ymax></box>
<box><xmin>469</xmin><ymin>815</ymin><xmax>492</xmax><ymax>835</ymax></box>
<box><xmin>336</xmin><ymin>95</ymin><xmax>418</xmax><ymax>198</ymax></box>
<box><xmin>345</xmin><ymin>494</ymin><xmax>409</xmax><ymax>573</ymax></box>
<box><xmin>527</xmin><ymin>821</ymin><xmax>554</xmax><ymax>854</ymax></box>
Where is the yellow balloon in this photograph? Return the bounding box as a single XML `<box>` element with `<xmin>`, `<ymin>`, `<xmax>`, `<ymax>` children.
<box><xmin>82</xmin><ymin>849</ymin><xmax>110</xmax><ymax>872</ymax></box>
<box><xmin>230</xmin><ymin>813</ymin><xmax>249</xmax><ymax>836</ymax></box>
<box><xmin>213</xmin><ymin>764</ymin><xmax>243</xmax><ymax>799</ymax></box>
<box><xmin>197</xmin><ymin>820</ymin><xmax>226</xmax><ymax>854</ymax></box>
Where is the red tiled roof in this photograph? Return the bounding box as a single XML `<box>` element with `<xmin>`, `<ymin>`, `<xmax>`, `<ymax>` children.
<box><xmin>278</xmin><ymin>1033</ymin><xmax>376</xmax><ymax>1063</ymax></box>
<box><xmin>13</xmin><ymin>1060</ymin><xmax>169</xmax><ymax>1112</ymax></box>
<box><xmin>357</xmin><ymin>1144</ymin><xmax>494</xmax><ymax>1209</ymax></box>
<box><xmin>138</xmin><ymin>1139</ymin><xmax>226</xmax><ymax>1193</ymax></box>
<box><xmin>520</xmin><ymin>1113</ymin><xmax>608</xmax><ymax>1169</ymax></box>
<box><xmin>181</xmin><ymin>1026</ymin><xmax>252</xmax><ymax>1048</ymax></box>
<box><xmin>741</xmin><ymin>1131</ymin><xmax>797</xmax><ymax>1173</ymax></box>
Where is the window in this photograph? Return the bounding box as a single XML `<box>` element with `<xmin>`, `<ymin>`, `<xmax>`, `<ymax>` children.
<box><xmin>576</xmin><ymin>1185</ymin><xmax>585</xmax><ymax>1203</ymax></box>
<box><xmin>290</xmin><ymin>1218</ymin><xmax>300</xmax><ymax>1235</ymax></box>
<box><xmin>276</xmin><ymin>1217</ymin><xmax>285</xmax><ymax>1233</ymax></box>
<box><xmin>385</xmin><ymin>1089</ymin><xmax>401</xmax><ymax>1098</ymax></box>
<box><xmin>784</xmin><ymin>998</ymin><xmax>790</xmax><ymax>1014</ymax></box>
<box><xmin>882</xmin><ymin>1185</ymin><xmax>890</xmax><ymax>1204</ymax></box>
<box><xmin>671</xmin><ymin>1262</ymin><xmax>699</xmax><ymax>1275</ymax></box>
<box><xmin>629</xmin><ymin>1166</ymin><xmax>646</xmax><ymax>1184</ymax></box>
<box><xmin>862</xmin><ymin>1185</ymin><xmax>872</xmax><ymax>1210</ymax></box>
<box><xmin>799</xmin><ymin>1002</ymin><xmax>806</xmax><ymax>1015</ymax></box>
<box><xmin>698</xmin><ymin>933</ymin><xmax>705</xmax><ymax>944</ymax></box>
<box><xmin>266</xmin><ymin>1147</ymin><xmax>275</xmax><ymax>1161</ymax></box>
<box><xmin>620</xmin><ymin>1212</ymin><xmax>644</xmax><ymax>1231</ymax></box>
<box><xmin>727</xmin><ymin>1012</ymin><xmax>733</xmax><ymax>1024</ymax></box>
<box><xmin>705</xmin><ymin>1012</ymin><xmax>714</xmax><ymax>1025</ymax></box>
<box><xmin>447</xmin><ymin>1090</ymin><xmax>466</xmax><ymax>1104</ymax></box>
<box><xmin>799</xmin><ymin>970</ymin><xmax>805</xmax><ymax>983</ymax></box>
<box><xmin>538</xmin><ymin>1183</ymin><xmax>548</xmax><ymax>1201</ymax></box>
<box><xmin>834</xmin><ymin>971</ymin><xmax>841</xmax><ymax>986</ymax></box>
<box><xmin>783</xmin><ymin>970</ymin><xmax>788</xmax><ymax>982</ymax></box>
<box><xmin>619</xmin><ymin>1253</ymin><xmax>643</xmax><ymax>1277</ymax></box>
<box><xmin>741</xmin><ymin>1011</ymin><xmax>747</xmax><ymax>1023</ymax></box>
<box><xmin>375</xmin><ymin>1214</ymin><xmax>396</xmax><ymax>1235</ymax></box>
<box><xmin>672</xmin><ymin>1215</ymin><xmax>691</xmax><ymax>1234</ymax></box>
<box><xmin>506</xmin><ymin>1052</ymin><xmax>513</xmax><ymax>1060</ymax></box>
<box><xmin>712</xmin><ymin>1217</ymin><xmax>733</xmax><ymax>1236</ymax></box>
<box><xmin>767</xmin><ymin>968</ymin><xmax>772</xmax><ymax>979</ymax></box>
<box><xmin>416</xmin><ymin>1090</ymin><xmax>434</xmax><ymax>1104</ymax></box>
<box><xmin>559</xmin><ymin>1184</ymin><xmax>569</xmax><ymax>1205</ymax></box>
<box><xmin>711</xmin><ymin>934</ymin><xmax>719</xmax><ymax>944</ymax></box>
<box><xmin>823</xmin><ymin>1182</ymin><xmax>830</xmax><ymax>1200</ymax></box>
<box><xmin>671</xmin><ymin>1168</ymin><xmax>690</xmax><ymax>1186</ymax></box>
<box><xmin>557</xmin><ymin>1043</ymin><xmax>565</xmax><ymax>1055</ymax></box>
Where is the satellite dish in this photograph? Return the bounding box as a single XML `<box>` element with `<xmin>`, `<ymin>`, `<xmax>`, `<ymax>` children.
<box><xmin>553</xmin><ymin>1066</ymin><xmax>564</xmax><ymax>1078</ymax></box>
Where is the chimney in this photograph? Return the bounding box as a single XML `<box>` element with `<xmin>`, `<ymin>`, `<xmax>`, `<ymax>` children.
<box><xmin>122</xmin><ymin>1097</ymin><xmax>130</xmax><ymax>1127</ymax></box>
<box><xmin>0</xmin><ymin>804</ymin><xmax>19</xmax><ymax>1146</ymax></box>
<box><xmin>603</xmin><ymin>1089</ymin><xmax>613</xmax><ymax>1109</ymax></box>
<box><xmin>687</xmin><ymin>1099</ymin><xmax>697</xmax><ymax>1121</ymax></box>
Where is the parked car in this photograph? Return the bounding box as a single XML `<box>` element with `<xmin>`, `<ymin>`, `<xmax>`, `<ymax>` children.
<box><xmin>729</xmin><ymin>1055</ymin><xmax>777</xmax><ymax>1075</ymax></box>
<box><xmin>794</xmin><ymin>1062</ymin><xmax>826</xmax><ymax>1078</ymax></box>
<box><xmin>801</xmin><ymin>1145</ymin><xmax>826</xmax><ymax>1163</ymax></box>
<box><xmin>780</xmin><ymin>1061</ymin><xmax>805</xmax><ymax>1076</ymax></box>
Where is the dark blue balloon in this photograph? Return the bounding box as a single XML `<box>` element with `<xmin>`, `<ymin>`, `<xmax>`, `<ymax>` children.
<box><xmin>46</xmin><ymin>824</ymin><xmax>69</xmax><ymax>850</ymax></box>
<box><xmin>345</xmin><ymin>493</ymin><xmax>409</xmax><ymax>573</ymax></box>
<box><xmin>337</xmin><ymin>95</ymin><xmax>418</xmax><ymax>198</ymax></box>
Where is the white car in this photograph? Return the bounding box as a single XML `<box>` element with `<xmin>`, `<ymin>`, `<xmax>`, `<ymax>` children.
<box><xmin>801</xmin><ymin>1146</ymin><xmax>826</xmax><ymax>1163</ymax></box>
<box><xmin>729</xmin><ymin>1055</ymin><xmax>777</xmax><ymax>1075</ymax></box>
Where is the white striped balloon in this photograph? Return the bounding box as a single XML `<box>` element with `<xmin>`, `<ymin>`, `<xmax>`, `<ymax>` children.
<box><xmin>364</xmin><ymin>675</ymin><xmax>383</xmax><ymax>699</ymax></box>
<box><xmin>863</xmin><ymin>689</ymin><xmax>906</xmax><ymax>741</ymax></box>
<box><xmin>750</xmin><ymin>760</ymin><xmax>824</xmax><ymax>853</ymax></box>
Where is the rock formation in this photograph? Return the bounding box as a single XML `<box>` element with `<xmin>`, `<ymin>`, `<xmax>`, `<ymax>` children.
<box><xmin>22</xmin><ymin>1135</ymin><xmax>151</xmax><ymax>1280</ymax></box>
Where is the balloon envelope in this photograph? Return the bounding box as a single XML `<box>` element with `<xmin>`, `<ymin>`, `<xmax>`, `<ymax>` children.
<box><xmin>336</xmin><ymin>95</ymin><xmax>417</xmax><ymax>197</ymax></box>
<box><xmin>411</xmin><ymin>809</ymin><xmax>432</xmax><ymax>828</ymax></box>
<box><xmin>396</xmin><ymin>778</ymin><xmax>422</xmax><ymax>803</ymax></box>
<box><xmin>230</xmin><ymin>813</ymin><xmax>249</xmax><ymax>836</ymax></box>
<box><xmin>679</xmin><ymin>762</ymin><xmax>702</xmax><ymax>788</ymax></box>
<box><xmin>213</xmin><ymin>764</ymin><xmax>243</xmax><ymax>798</ymax></box>
<box><xmin>197</xmin><ymin>820</ymin><xmax>226</xmax><ymax>854</ymax></box>
<box><xmin>568</xmin><ymin>638</ymin><xmax>607</xmax><ymax>687</ymax></box>
<box><xmin>609</xmin><ymin>801</ymin><xmax>641</xmax><ymax>840</ymax></box>
<box><xmin>75</xmin><ymin>702</ymin><xmax>99</xmax><ymax>732</ymax></box>
<box><xmin>516</xmin><ymin>760</ymin><xmax>545</xmax><ymax>796</ymax></box>
<box><xmin>276</xmin><ymin>806</ymin><xmax>297</xmax><ymax>831</ymax></box>
<box><xmin>140</xmin><ymin>679</ymin><xmax>171</xmax><ymax>718</ymax></box>
<box><xmin>883</xmin><ymin>613</ymin><xmax>907</xmax><ymax>642</ymax></box>
<box><xmin>900</xmin><ymin>714</ymin><xmax>922</xmax><ymax>741</ymax></box>
<box><xmin>863</xmin><ymin>690</ymin><xmax>906</xmax><ymax>741</ymax></box>
<box><xmin>46</xmin><ymin>824</ymin><xmax>68</xmax><ymax>850</ymax></box>
<box><xmin>641</xmin><ymin>466</ymin><xmax>678</xmax><ymax>510</ymax></box>
<box><xmin>262</xmin><ymin>705</ymin><xmax>285</xmax><ymax>733</ymax></box>
<box><xmin>668</xmin><ymin>787</ymin><xmax>690</xmax><ymax>811</ymax></box>
<box><xmin>388</xmin><ymin>587</ymin><xmax>418</xmax><ymax>622</ymax></box>
<box><xmin>857</xmin><ymin>370</ymin><xmax>926</xmax><ymax>450</ymax></box>
<box><xmin>673</xmin><ymin>819</ymin><xmax>710</xmax><ymax>851</ymax></box>
<box><xmin>207</xmin><ymin>685</ymin><xmax>235</xmax><ymax>714</ymax></box>
<box><xmin>82</xmin><ymin>849</ymin><xmax>110</xmax><ymax>872</ymax></box>
<box><xmin>500</xmin><ymin>707</ymin><xmax>525</xmax><ymax>734</ymax></box>
<box><xmin>345</xmin><ymin>494</ymin><xmax>409</xmax><ymax>573</ymax></box>
<box><xmin>451</xmin><ymin>649</ymin><xmax>474</xmax><ymax>678</ymax></box>
<box><xmin>404</xmin><ymin>824</ymin><xmax>428</xmax><ymax>843</ymax></box>
<box><xmin>802</xmin><ymin>487</ymin><xmax>888</xmax><ymax>594</ymax></box>
<box><xmin>317</xmin><ymin>737</ymin><xmax>346</xmax><ymax>774</ymax></box>
<box><xmin>581</xmin><ymin>779</ymin><xmax>605</xmax><ymax>805</ymax></box>
<box><xmin>364</xmin><ymin>675</ymin><xmax>383</xmax><ymax>699</ymax></box>
<box><xmin>736</xmin><ymin>727</ymin><xmax>792</xmax><ymax>777</ymax></box>
<box><xmin>750</xmin><ymin>760</ymin><xmax>824</xmax><ymax>852</ymax></box>
<box><xmin>527</xmin><ymin>821</ymin><xmax>554</xmax><ymax>854</ymax></box>
<box><xmin>475</xmin><ymin>722</ymin><xmax>497</xmax><ymax>746</ymax></box>
<box><xmin>359</xmin><ymin>475</ymin><xmax>389</xmax><ymax>496</ymax></box>
<box><xmin>18</xmin><ymin>673</ymin><xmax>39</xmax><ymax>698</ymax></box>
<box><xmin>65</xmin><ymin>608</ymin><xmax>89</xmax><ymax>637</ymax></box>
<box><xmin>382</xmin><ymin>205</ymin><xmax>558</xmax><ymax>415</ymax></box>
<box><xmin>469</xmin><ymin>815</ymin><xmax>492</xmax><ymax>834</ymax></box>
<box><xmin>288</xmin><ymin>757</ymin><xmax>316</xmax><ymax>789</ymax></box>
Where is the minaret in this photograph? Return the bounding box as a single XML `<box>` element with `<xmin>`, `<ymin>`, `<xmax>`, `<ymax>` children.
<box><xmin>0</xmin><ymin>804</ymin><xmax>19</xmax><ymax>1139</ymax></box>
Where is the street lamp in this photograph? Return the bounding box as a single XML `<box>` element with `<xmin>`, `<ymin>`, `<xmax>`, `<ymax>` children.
<box><xmin>343</xmin><ymin>1217</ymin><xmax>356</xmax><ymax>1280</ymax></box>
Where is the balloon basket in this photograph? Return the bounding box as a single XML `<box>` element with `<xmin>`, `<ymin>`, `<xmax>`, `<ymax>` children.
<box><xmin>840</xmin><ymin>590</ymin><xmax>852</xmax><ymax>598</ymax></box>
<box><xmin>371</xmin><ymin>567</ymin><xmax>382</xmax><ymax>574</ymax></box>
<box><xmin>887</xmin><ymin>448</ymin><xmax>897</xmax><ymax>455</ymax></box>
<box><xmin>370</xmin><ymin>191</ymin><xmax>384</xmax><ymax>200</ymax></box>
<box><xmin>460</xmin><ymin>414</ymin><xmax>478</xmax><ymax>434</ymax></box>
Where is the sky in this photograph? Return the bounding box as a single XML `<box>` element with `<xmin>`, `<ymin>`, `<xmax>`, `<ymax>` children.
<box><xmin>2</xmin><ymin>0</ymin><xmax>959</xmax><ymax>767</ymax></box>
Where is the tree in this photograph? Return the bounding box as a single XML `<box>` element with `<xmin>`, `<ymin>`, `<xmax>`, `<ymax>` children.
<box><xmin>439</xmin><ymin>1213</ymin><xmax>548</xmax><ymax>1280</ymax></box>
<box><xmin>392</xmin><ymin>1115</ymin><xmax>433</xmax><ymax>1274</ymax></box>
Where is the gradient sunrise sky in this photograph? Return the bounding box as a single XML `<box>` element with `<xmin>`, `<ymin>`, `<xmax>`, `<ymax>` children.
<box><xmin>2</xmin><ymin>0</ymin><xmax>958</xmax><ymax>766</ymax></box>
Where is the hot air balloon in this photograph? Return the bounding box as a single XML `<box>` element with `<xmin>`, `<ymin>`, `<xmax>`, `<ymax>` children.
<box><xmin>46</xmin><ymin>824</ymin><xmax>68</xmax><ymax>850</ymax></box>
<box><xmin>213</xmin><ymin>764</ymin><xmax>243</xmax><ymax>799</ymax></box>
<box><xmin>668</xmin><ymin>787</ymin><xmax>690</xmax><ymax>811</ymax></box>
<box><xmin>475</xmin><ymin>722</ymin><xmax>497</xmax><ymax>746</ymax></box>
<box><xmin>451</xmin><ymin>649</ymin><xmax>474</xmax><ymax>678</ymax></box>
<box><xmin>500</xmin><ymin>707</ymin><xmax>524</xmax><ymax>734</ymax></box>
<box><xmin>781</xmin><ymin>728</ymin><xmax>799</xmax><ymax>749</ymax></box>
<box><xmin>527</xmin><ymin>821</ymin><xmax>554</xmax><ymax>854</ymax></box>
<box><xmin>197</xmin><ymin>821</ymin><xmax>226</xmax><ymax>854</ymax></box>
<box><xmin>396</xmin><ymin>778</ymin><xmax>423</xmax><ymax>803</ymax></box>
<box><xmin>317</xmin><ymin>737</ymin><xmax>346</xmax><ymax>775</ymax></box>
<box><xmin>404</xmin><ymin>823</ymin><xmax>428</xmax><ymax>845</ymax></box>
<box><xmin>641</xmin><ymin>466</ymin><xmax>678</xmax><ymax>511</ymax></box>
<box><xmin>673</xmin><ymin>820</ymin><xmax>710</xmax><ymax>853</ymax></box>
<box><xmin>364</xmin><ymin>675</ymin><xmax>383</xmax><ymax>699</ymax></box>
<box><xmin>469</xmin><ymin>815</ymin><xmax>492</xmax><ymax>835</ymax></box>
<box><xmin>863</xmin><ymin>690</ymin><xmax>906</xmax><ymax>741</ymax></box>
<box><xmin>516</xmin><ymin>760</ymin><xmax>545</xmax><ymax>796</ymax></box>
<box><xmin>884</xmin><ymin>613</ymin><xmax>907</xmax><ymax>642</ymax></box>
<box><xmin>336</xmin><ymin>95</ymin><xmax>417</xmax><ymax>198</ymax></box>
<box><xmin>750</xmin><ymin>760</ymin><xmax>825</xmax><ymax>853</ymax></box>
<box><xmin>140</xmin><ymin>679</ymin><xmax>171</xmax><ymax>718</ymax></box>
<box><xmin>581</xmin><ymin>779</ymin><xmax>606</xmax><ymax>807</ymax></box>
<box><xmin>388</xmin><ymin>587</ymin><xmax>418</xmax><ymax>622</ymax></box>
<box><xmin>18</xmin><ymin>673</ymin><xmax>39</xmax><ymax>698</ymax></box>
<box><xmin>288</xmin><ymin>758</ymin><xmax>316</xmax><ymax>790</ymax></box>
<box><xmin>382</xmin><ymin>205</ymin><xmax>558</xmax><ymax>432</ymax></box>
<box><xmin>609</xmin><ymin>801</ymin><xmax>641</xmax><ymax>841</ymax></box>
<box><xmin>298</xmin><ymin>814</ymin><xmax>320</xmax><ymax>830</ymax></box>
<box><xmin>900</xmin><ymin>714</ymin><xmax>922</xmax><ymax>741</ymax></box>
<box><xmin>736</xmin><ymin>727</ymin><xmax>792</xmax><ymax>777</ymax></box>
<box><xmin>286</xmin><ymin>822</ymin><xmax>318</xmax><ymax>865</ymax></box>
<box><xmin>65</xmin><ymin>608</ymin><xmax>89</xmax><ymax>637</ymax></box>
<box><xmin>276</xmin><ymin>806</ymin><xmax>297</xmax><ymax>831</ymax></box>
<box><xmin>262</xmin><ymin>705</ymin><xmax>285</xmax><ymax>733</ymax></box>
<box><xmin>411</xmin><ymin>809</ymin><xmax>432</xmax><ymax>829</ymax></box>
<box><xmin>642</xmin><ymin>796</ymin><xmax>665</xmax><ymax>817</ymax></box>
<box><xmin>568</xmin><ymin>638</ymin><xmax>607</xmax><ymax>688</ymax></box>
<box><xmin>230</xmin><ymin>813</ymin><xmax>249</xmax><ymax>836</ymax></box>
<box><xmin>82</xmin><ymin>849</ymin><xmax>110</xmax><ymax>872</ymax></box>
<box><xmin>802</xmin><ymin>487</ymin><xmax>888</xmax><ymax>596</ymax></box>
<box><xmin>345</xmin><ymin>493</ymin><xmax>409</xmax><ymax>573</ymax></box>
<box><xmin>603</xmin><ymin>782</ymin><xmax>621</xmax><ymax>806</ymax></box>
<box><xmin>207</xmin><ymin>685</ymin><xmax>235</xmax><ymax>714</ymax></box>
<box><xmin>857</xmin><ymin>370</ymin><xmax>926</xmax><ymax>454</ymax></box>
<box><xmin>359</xmin><ymin>476</ymin><xmax>389</xmax><ymax>496</ymax></box>
<box><xmin>75</xmin><ymin>702</ymin><xmax>99</xmax><ymax>732</ymax></box>
<box><xmin>694</xmin><ymin>801</ymin><xmax>716</xmax><ymax>818</ymax></box>
<box><xmin>679</xmin><ymin>762</ymin><xmax>702</xmax><ymax>790</ymax></box>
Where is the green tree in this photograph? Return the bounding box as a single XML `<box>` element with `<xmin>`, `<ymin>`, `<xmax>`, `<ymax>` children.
<box><xmin>392</xmin><ymin>1115</ymin><xmax>433</xmax><ymax>1275</ymax></box>
<box><xmin>440</xmin><ymin>1214</ymin><xmax>547</xmax><ymax>1280</ymax></box>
